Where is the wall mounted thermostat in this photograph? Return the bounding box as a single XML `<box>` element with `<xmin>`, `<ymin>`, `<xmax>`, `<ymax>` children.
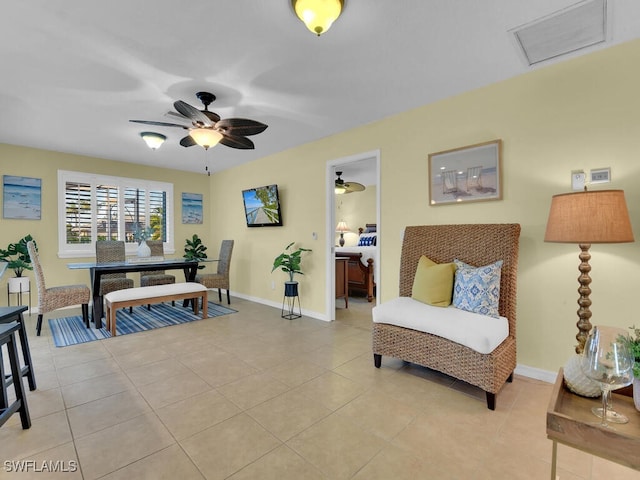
<box><xmin>590</xmin><ymin>167</ymin><xmax>611</xmax><ymax>184</ymax></box>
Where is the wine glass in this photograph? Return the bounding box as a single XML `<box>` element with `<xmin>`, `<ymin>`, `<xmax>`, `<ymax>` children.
<box><xmin>581</xmin><ymin>326</ymin><xmax>634</xmax><ymax>427</ymax></box>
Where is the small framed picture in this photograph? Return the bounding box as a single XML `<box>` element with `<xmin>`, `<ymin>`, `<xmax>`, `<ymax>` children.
<box><xmin>182</xmin><ymin>192</ymin><xmax>203</xmax><ymax>224</ymax></box>
<box><xmin>3</xmin><ymin>175</ymin><xmax>42</xmax><ymax>220</ymax></box>
<box><xmin>428</xmin><ymin>140</ymin><xmax>502</xmax><ymax>206</ymax></box>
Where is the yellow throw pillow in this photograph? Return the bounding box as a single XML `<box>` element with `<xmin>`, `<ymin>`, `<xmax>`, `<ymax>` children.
<box><xmin>411</xmin><ymin>255</ymin><xmax>456</xmax><ymax>307</ymax></box>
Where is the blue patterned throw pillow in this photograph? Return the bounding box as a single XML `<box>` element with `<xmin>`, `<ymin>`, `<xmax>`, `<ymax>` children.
<box><xmin>357</xmin><ymin>233</ymin><xmax>376</xmax><ymax>247</ymax></box>
<box><xmin>452</xmin><ymin>259</ymin><xmax>503</xmax><ymax>318</ymax></box>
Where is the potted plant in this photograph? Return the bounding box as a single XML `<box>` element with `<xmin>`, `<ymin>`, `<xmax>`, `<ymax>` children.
<box><xmin>0</xmin><ymin>234</ymin><xmax>35</xmax><ymax>294</ymax></box>
<box><xmin>183</xmin><ymin>234</ymin><xmax>208</xmax><ymax>270</ymax></box>
<box><xmin>272</xmin><ymin>242</ymin><xmax>312</xmax><ymax>297</ymax></box>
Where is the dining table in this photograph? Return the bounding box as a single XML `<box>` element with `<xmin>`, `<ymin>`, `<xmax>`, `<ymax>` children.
<box><xmin>67</xmin><ymin>258</ymin><xmax>200</xmax><ymax>329</ymax></box>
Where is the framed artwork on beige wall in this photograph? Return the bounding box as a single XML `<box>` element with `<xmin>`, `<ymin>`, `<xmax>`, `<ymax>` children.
<box><xmin>428</xmin><ymin>139</ymin><xmax>502</xmax><ymax>206</ymax></box>
<box><xmin>3</xmin><ymin>175</ymin><xmax>42</xmax><ymax>219</ymax></box>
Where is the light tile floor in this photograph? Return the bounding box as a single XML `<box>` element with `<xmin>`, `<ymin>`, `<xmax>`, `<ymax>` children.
<box><xmin>1</xmin><ymin>296</ymin><xmax>639</xmax><ymax>479</ymax></box>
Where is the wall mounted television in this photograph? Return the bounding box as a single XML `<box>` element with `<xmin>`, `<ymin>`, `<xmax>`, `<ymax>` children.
<box><xmin>242</xmin><ymin>184</ymin><xmax>283</xmax><ymax>227</ymax></box>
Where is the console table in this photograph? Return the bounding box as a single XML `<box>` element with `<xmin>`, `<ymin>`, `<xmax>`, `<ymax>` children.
<box><xmin>546</xmin><ymin>368</ymin><xmax>640</xmax><ymax>478</ymax></box>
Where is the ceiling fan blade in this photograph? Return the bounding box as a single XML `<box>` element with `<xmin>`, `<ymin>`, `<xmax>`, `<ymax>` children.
<box><xmin>202</xmin><ymin>110</ymin><xmax>221</xmax><ymax>123</ymax></box>
<box><xmin>220</xmin><ymin>134</ymin><xmax>255</xmax><ymax>150</ymax></box>
<box><xmin>344</xmin><ymin>182</ymin><xmax>366</xmax><ymax>193</ymax></box>
<box><xmin>179</xmin><ymin>135</ymin><xmax>197</xmax><ymax>147</ymax></box>
<box><xmin>165</xmin><ymin>111</ymin><xmax>192</xmax><ymax>122</ymax></box>
<box><xmin>215</xmin><ymin>118</ymin><xmax>268</xmax><ymax>136</ymax></box>
<box><xmin>173</xmin><ymin>100</ymin><xmax>214</xmax><ymax>127</ymax></box>
<box><xmin>129</xmin><ymin>119</ymin><xmax>188</xmax><ymax>129</ymax></box>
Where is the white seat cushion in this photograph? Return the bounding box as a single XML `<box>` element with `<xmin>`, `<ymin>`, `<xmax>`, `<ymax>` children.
<box><xmin>372</xmin><ymin>297</ymin><xmax>508</xmax><ymax>355</ymax></box>
<box><xmin>105</xmin><ymin>283</ymin><xmax>206</xmax><ymax>302</ymax></box>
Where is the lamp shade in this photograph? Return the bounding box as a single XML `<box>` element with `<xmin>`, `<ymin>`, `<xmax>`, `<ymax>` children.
<box><xmin>292</xmin><ymin>0</ymin><xmax>343</xmax><ymax>36</ymax></box>
<box><xmin>189</xmin><ymin>129</ymin><xmax>223</xmax><ymax>150</ymax></box>
<box><xmin>544</xmin><ymin>190</ymin><xmax>634</xmax><ymax>244</ymax></box>
<box><xmin>140</xmin><ymin>132</ymin><xmax>166</xmax><ymax>150</ymax></box>
<box><xmin>336</xmin><ymin>221</ymin><xmax>349</xmax><ymax>233</ymax></box>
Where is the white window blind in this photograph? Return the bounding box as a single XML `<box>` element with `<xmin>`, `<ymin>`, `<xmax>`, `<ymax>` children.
<box><xmin>58</xmin><ymin>170</ymin><xmax>174</xmax><ymax>258</ymax></box>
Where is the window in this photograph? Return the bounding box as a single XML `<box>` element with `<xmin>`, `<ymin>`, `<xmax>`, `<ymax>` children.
<box><xmin>58</xmin><ymin>170</ymin><xmax>174</xmax><ymax>258</ymax></box>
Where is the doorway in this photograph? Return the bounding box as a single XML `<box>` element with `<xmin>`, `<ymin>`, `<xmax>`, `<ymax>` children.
<box><xmin>325</xmin><ymin>150</ymin><xmax>380</xmax><ymax>321</ymax></box>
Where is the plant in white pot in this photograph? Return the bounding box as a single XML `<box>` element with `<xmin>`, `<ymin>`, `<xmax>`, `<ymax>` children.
<box><xmin>133</xmin><ymin>225</ymin><xmax>155</xmax><ymax>257</ymax></box>
<box><xmin>272</xmin><ymin>242</ymin><xmax>312</xmax><ymax>297</ymax></box>
<box><xmin>0</xmin><ymin>234</ymin><xmax>35</xmax><ymax>294</ymax></box>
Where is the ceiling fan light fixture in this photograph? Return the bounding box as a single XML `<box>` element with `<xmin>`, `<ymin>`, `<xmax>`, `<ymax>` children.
<box><xmin>189</xmin><ymin>128</ymin><xmax>223</xmax><ymax>150</ymax></box>
<box><xmin>140</xmin><ymin>132</ymin><xmax>166</xmax><ymax>150</ymax></box>
<box><xmin>292</xmin><ymin>0</ymin><xmax>343</xmax><ymax>36</ymax></box>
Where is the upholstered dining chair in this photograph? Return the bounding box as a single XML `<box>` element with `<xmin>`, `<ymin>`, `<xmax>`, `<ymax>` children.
<box><xmin>195</xmin><ymin>240</ymin><xmax>234</xmax><ymax>304</ymax></box>
<box><xmin>95</xmin><ymin>241</ymin><xmax>133</xmax><ymax>316</ymax></box>
<box><xmin>27</xmin><ymin>241</ymin><xmax>90</xmax><ymax>336</ymax></box>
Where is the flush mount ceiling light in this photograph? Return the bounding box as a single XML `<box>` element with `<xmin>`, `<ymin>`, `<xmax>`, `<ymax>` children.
<box><xmin>292</xmin><ymin>0</ymin><xmax>344</xmax><ymax>36</ymax></box>
<box><xmin>139</xmin><ymin>132</ymin><xmax>166</xmax><ymax>150</ymax></box>
<box><xmin>189</xmin><ymin>128</ymin><xmax>223</xmax><ymax>150</ymax></box>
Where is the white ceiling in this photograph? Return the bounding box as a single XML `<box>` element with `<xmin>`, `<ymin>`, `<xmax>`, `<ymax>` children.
<box><xmin>1</xmin><ymin>1</ymin><xmax>638</xmax><ymax>178</ymax></box>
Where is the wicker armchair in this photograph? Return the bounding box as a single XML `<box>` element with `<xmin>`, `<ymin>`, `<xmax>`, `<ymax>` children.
<box><xmin>27</xmin><ymin>241</ymin><xmax>90</xmax><ymax>336</ymax></box>
<box><xmin>372</xmin><ymin>224</ymin><xmax>520</xmax><ymax>410</ymax></box>
<box><xmin>195</xmin><ymin>240</ymin><xmax>234</xmax><ymax>304</ymax></box>
<box><xmin>140</xmin><ymin>241</ymin><xmax>175</xmax><ymax>287</ymax></box>
<box><xmin>96</xmin><ymin>241</ymin><xmax>133</xmax><ymax>313</ymax></box>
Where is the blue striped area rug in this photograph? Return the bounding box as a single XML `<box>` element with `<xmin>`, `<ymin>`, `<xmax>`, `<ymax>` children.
<box><xmin>49</xmin><ymin>301</ymin><xmax>237</xmax><ymax>347</ymax></box>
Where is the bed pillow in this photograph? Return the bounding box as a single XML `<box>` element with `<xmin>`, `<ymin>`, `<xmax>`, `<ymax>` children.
<box><xmin>411</xmin><ymin>256</ymin><xmax>456</xmax><ymax>307</ymax></box>
<box><xmin>357</xmin><ymin>233</ymin><xmax>377</xmax><ymax>246</ymax></box>
<box><xmin>452</xmin><ymin>259</ymin><xmax>503</xmax><ymax>318</ymax></box>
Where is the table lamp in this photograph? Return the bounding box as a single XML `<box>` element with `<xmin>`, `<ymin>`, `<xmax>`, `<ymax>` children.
<box><xmin>336</xmin><ymin>221</ymin><xmax>349</xmax><ymax>247</ymax></box>
<box><xmin>544</xmin><ymin>189</ymin><xmax>634</xmax><ymax>354</ymax></box>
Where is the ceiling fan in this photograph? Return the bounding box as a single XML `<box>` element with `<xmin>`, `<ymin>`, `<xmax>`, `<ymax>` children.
<box><xmin>335</xmin><ymin>171</ymin><xmax>365</xmax><ymax>194</ymax></box>
<box><xmin>129</xmin><ymin>91</ymin><xmax>268</xmax><ymax>150</ymax></box>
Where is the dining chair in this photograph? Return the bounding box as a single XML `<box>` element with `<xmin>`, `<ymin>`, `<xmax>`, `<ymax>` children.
<box><xmin>95</xmin><ymin>241</ymin><xmax>133</xmax><ymax>316</ymax></box>
<box><xmin>195</xmin><ymin>240</ymin><xmax>234</xmax><ymax>304</ymax></box>
<box><xmin>140</xmin><ymin>241</ymin><xmax>175</xmax><ymax>287</ymax></box>
<box><xmin>140</xmin><ymin>240</ymin><xmax>175</xmax><ymax>308</ymax></box>
<box><xmin>27</xmin><ymin>241</ymin><xmax>90</xmax><ymax>336</ymax></box>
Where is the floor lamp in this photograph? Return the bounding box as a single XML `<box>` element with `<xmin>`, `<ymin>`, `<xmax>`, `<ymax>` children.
<box><xmin>544</xmin><ymin>189</ymin><xmax>634</xmax><ymax>354</ymax></box>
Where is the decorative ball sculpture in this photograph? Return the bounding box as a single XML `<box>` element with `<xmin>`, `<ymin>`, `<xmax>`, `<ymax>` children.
<box><xmin>563</xmin><ymin>353</ymin><xmax>601</xmax><ymax>397</ymax></box>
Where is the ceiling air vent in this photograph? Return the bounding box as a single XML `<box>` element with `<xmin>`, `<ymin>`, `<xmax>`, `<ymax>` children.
<box><xmin>510</xmin><ymin>0</ymin><xmax>608</xmax><ymax>66</ymax></box>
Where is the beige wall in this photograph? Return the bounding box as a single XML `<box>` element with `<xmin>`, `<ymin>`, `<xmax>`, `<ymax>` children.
<box><xmin>210</xmin><ymin>39</ymin><xmax>640</xmax><ymax>373</ymax></box>
<box><xmin>0</xmin><ymin>145</ymin><xmax>213</xmax><ymax>297</ymax></box>
<box><xmin>2</xmin><ymin>39</ymin><xmax>639</xmax><ymax>374</ymax></box>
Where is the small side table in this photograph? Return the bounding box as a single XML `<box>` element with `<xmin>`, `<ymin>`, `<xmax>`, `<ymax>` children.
<box><xmin>0</xmin><ymin>306</ymin><xmax>36</xmax><ymax>391</ymax></box>
<box><xmin>281</xmin><ymin>281</ymin><xmax>302</xmax><ymax>320</ymax></box>
<box><xmin>7</xmin><ymin>279</ymin><xmax>31</xmax><ymax>314</ymax></box>
<box><xmin>547</xmin><ymin>368</ymin><xmax>640</xmax><ymax>478</ymax></box>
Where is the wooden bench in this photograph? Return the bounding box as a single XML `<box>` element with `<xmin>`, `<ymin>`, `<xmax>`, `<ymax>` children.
<box><xmin>104</xmin><ymin>283</ymin><xmax>208</xmax><ymax>336</ymax></box>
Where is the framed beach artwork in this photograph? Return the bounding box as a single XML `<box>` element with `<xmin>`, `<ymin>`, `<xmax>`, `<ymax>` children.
<box><xmin>3</xmin><ymin>175</ymin><xmax>42</xmax><ymax>220</ymax></box>
<box><xmin>182</xmin><ymin>192</ymin><xmax>203</xmax><ymax>224</ymax></box>
<box><xmin>428</xmin><ymin>139</ymin><xmax>502</xmax><ymax>206</ymax></box>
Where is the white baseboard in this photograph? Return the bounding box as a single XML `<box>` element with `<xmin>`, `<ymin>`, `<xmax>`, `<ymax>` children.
<box><xmin>514</xmin><ymin>364</ymin><xmax>557</xmax><ymax>384</ymax></box>
<box><xmin>228</xmin><ymin>291</ymin><xmax>329</xmax><ymax>321</ymax></box>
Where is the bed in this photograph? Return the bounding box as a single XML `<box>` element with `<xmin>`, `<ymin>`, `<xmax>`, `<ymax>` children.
<box><xmin>335</xmin><ymin>224</ymin><xmax>377</xmax><ymax>302</ymax></box>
